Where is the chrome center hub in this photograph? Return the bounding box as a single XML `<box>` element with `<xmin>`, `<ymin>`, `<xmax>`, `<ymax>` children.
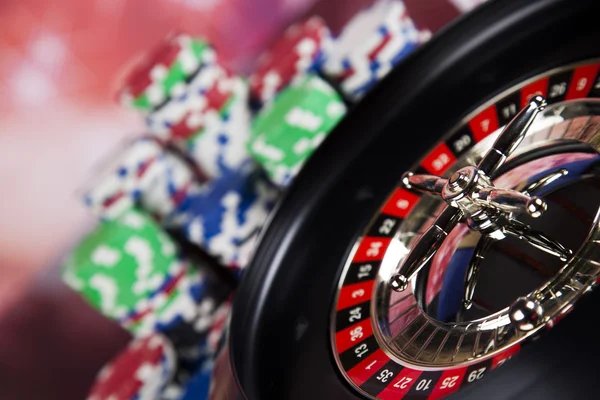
<box><xmin>393</xmin><ymin>96</ymin><xmax>573</xmax><ymax>314</ymax></box>
<box><xmin>447</xmin><ymin>169</ymin><xmax>474</xmax><ymax>193</ymax></box>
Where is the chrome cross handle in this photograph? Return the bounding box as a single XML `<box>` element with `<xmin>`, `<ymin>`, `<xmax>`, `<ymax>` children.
<box><xmin>478</xmin><ymin>96</ymin><xmax>547</xmax><ymax>174</ymax></box>
<box><xmin>391</xmin><ymin>96</ymin><xmax>572</xmax><ymax>305</ymax></box>
<box><xmin>402</xmin><ymin>169</ymin><xmax>548</xmax><ymax>219</ymax></box>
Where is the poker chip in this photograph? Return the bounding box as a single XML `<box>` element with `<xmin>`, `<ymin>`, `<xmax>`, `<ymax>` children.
<box><xmin>184</xmin><ymin>82</ymin><xmax>252</xmax><ymax>181</ymax></box>
<box><xmin>249</xmin><ymin>73</ymin><xmax>346</xmax><ymax>187</ymax></box>
<box><xmin>249</xmin><ymin>16</ymin><xmax>333</xmax><ymax>106</ymax></box>
<box><xmin>153</xmin><ymin>275</ymin><xmax>230</xmax><ymax>348</ymax></box>
<box><xmin>320</xmin><ymin>0</ymin><xmax>426</xmax><ymax>100</ymax></box>
<box><xmin>146</xmin><ymin>74</ymin><xmax>252</xmax><ymax>181</ymax></box>
<box><xmin>155</xmin><ymin>298</ymin><xmax>232</xmax><ymax>399</ymax></box>
<box><xmin>120</xmin><ymin>261</ymin><xmax>206</xmax><ymax>336</ymax></box>
<box><xmin>145</xmin><ymin>64</ymin><xmax>242</xmax><ymax>141</ymax></box>
<box><xmin>62</xmin><ymin>209</ymin><xmax>180</xmax><ymax>321</ymax></box>
<box><xmin>178</xmin><ymin>300</ymin><xmax>231</xmax><ymax>400</ymax></box>
<box><xmin>62</xmin><ymin>206</ymin><xmax>234</xmax><ymax>338</ymax></box>
<box><xmin>87</xmin><ymin>334</ymin><xmax>176</xmax><ymax>400</ymax></box>
<box><xmin>120</xmin><ymin>259</ymin><xmax>231</xmax><ymax>390</ymax></box>
<box><xmin>118</xmin><ymin>33</ymin><xmax>215</xmax><ymax>112</ymax></box>
<box><xmin>81</xmin><ymin>136</ymin><xmax>199</xmax><ymax>223</ymax></box>
<box><xmin>167</xmin><ymin>160</ymin><xmax>279</xmax><ymax>270</ymax></box>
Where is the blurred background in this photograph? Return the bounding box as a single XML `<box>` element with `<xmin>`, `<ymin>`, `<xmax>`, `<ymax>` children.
<box><xmin>0</xmin><ymin>0</ymin><xmax>479</xmax><ymax>398</ymax></box>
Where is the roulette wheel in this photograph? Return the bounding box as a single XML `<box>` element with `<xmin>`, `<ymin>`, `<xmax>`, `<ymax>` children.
<box><xmin>208</xmin><ymin>0</ymin><xmax>600</xmax><ymax>398</ymax></box>
<box><xmin>61</xmin><ymin>0</ymin><xmax>600</xmax><ymax>398</ymax></box>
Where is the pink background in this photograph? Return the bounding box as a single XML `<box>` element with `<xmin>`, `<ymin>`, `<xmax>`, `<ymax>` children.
<box><xmin>0</xmin><ymin>0</ymin><xmax>463</xmax><ymax>398</ymax></box>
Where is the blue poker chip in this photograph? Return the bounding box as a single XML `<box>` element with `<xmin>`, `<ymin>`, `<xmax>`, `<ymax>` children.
<box><xmin>168</xmin><ymin>160</ymin><xmax>279</xmax><ymax>269</ymax></box>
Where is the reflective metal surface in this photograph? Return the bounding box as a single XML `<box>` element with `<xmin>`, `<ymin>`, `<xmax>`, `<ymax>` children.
<box><xmin>373</xmin><ymin>99</ymin><xmax>600</xmax><ymax>370</ymax></box>
<box><xmin>393</xmin><ymin>96</ymin><xmax>556</xmax><ymax>291</ymax></box>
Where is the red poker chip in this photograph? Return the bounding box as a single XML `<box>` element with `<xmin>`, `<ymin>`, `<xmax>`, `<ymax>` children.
<box><xmin>120</xmin><ymin>32</ymin><xmax>185</xmax><ymax>99</ymax></box>
<box><xmin>249</xmin><ymin>16</ymin><xmax>330</xmax><ymax>103</ymax></box>
<box><xmin>87</xmin><ymin>334</ymin><xmax>175</xmax><ymax>400</ymax></box>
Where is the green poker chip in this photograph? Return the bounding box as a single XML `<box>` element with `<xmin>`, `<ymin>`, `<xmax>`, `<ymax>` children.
<box><xmin>249</xmin><ymin>73</ymin><xmax>346</xmax><ymax>186</ymax></box>
<box><xmin>61</xmin><ymin>208</ymin><xmax>179</xmax><ymax>320</ymax></box>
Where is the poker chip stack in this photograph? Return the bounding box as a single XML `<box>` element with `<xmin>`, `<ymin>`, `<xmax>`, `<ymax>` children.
<box><xmin>241</xmin><ymin>16</ymin><xmax>342</xmax><ymax>188</ymax></box>
<box><xmin>144</xmin><ymin>56</ymin><xmax>252</xmax><ymax>182</ymax></box>
<box><xmin>321</xmin><ymin>0</ymin><xmax>428</xmax><ymax>101</ymax></box>
<box><xmin>83</xmin><ymin>26</ymin><xmax>281</xmax><ymax>271</ymax></box>
<box><xmin>86</xmin><ymin>334</ymin><xmax>176</xmax><ymax>400</ymax></box>
<box><xmin>248</xmin><ymin>16</ymin><xmax>333</xmax><ymax>108</ymax></box>
<box><xmin>115</xmin><ymin>31</ymin><xmax>280</xmax><ymax>271</ymax></box>
<box><xmin>63</xmin><ymin>208</ymin><xmax>233</xmax><ymax>397</ymax></box>
<box><xmin>68</xmin><ymin>28</ymin><xmax>282</xmax><ymax>399</ymax></box>
<box><xmin>244</xmin><ymin>1</ymin><xmax>430</xmax><ymax>188</ymax></box>
<box><xmin>120</xmin><ymin>31</ymin><xmax>254</xmax><ymax>184</ymax></box>
<box><xmin>72</xmin><ymin>2</ymin><xmax>433</xmax><ymax>396</ymax></box>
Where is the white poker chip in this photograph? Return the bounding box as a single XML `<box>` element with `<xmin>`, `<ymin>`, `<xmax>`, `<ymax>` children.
<box><xmin>86</xmin><ymin>334</ymin><xmax>176</xmax><ymax>400</ymax></box>
<box><xmin>146</xmin><ymin>69</ymin><xmax>251</xmax><ymax>182</ymax></box>
<box><xmin>321</xmin><ymin>0</ymin><xmax>425</xmax><ymax>100</ymax></box>
<box><xmin>81</xmin><ymin>137</ymin><xmax>200</xmax><ymax>223</ymax></box>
